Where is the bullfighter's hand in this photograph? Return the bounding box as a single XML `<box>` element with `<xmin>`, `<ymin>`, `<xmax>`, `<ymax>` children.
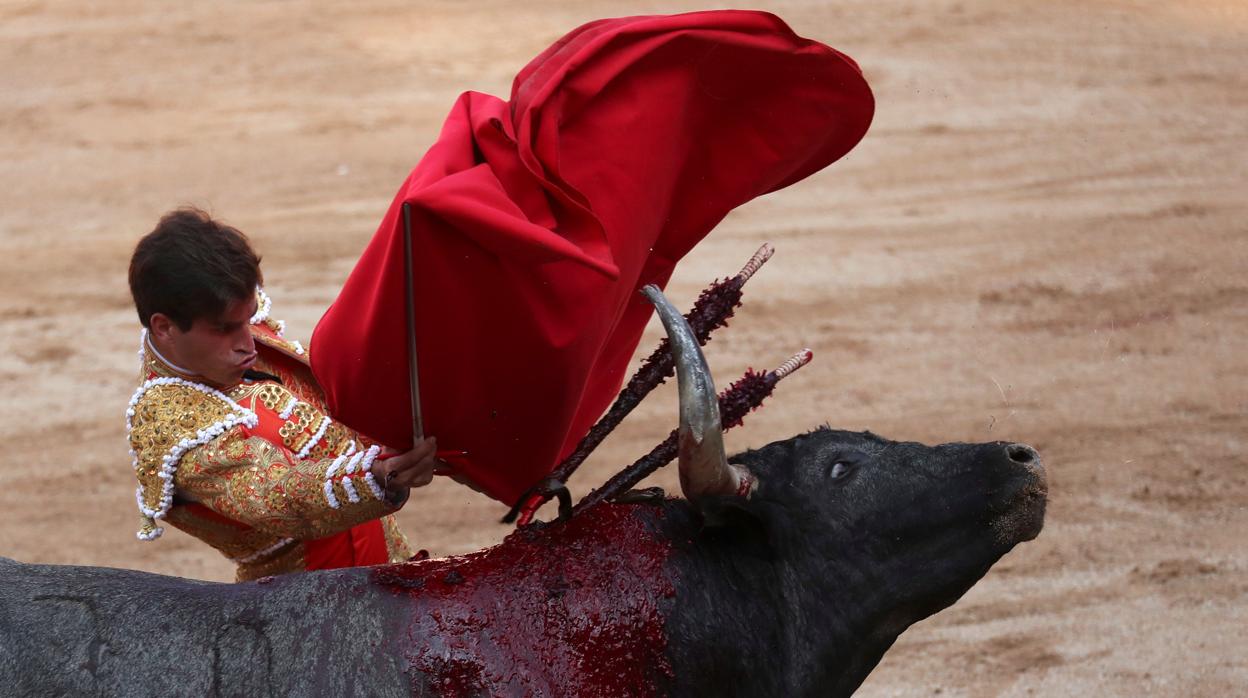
<box><xmin>373</xmin><ymin>437</ymin><xmax>442</xmax><ymax>497</ymax></box>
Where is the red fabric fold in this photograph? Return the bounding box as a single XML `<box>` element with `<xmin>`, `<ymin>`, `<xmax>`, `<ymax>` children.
<box><xmin>304</xmin><ymin>520</ymin><xmax>389</xmax><ymax>571</ymax></box>
<box><xmin>310</xmin><ymin>10</ymin><xmax>874</xmax><ymax>504</ymax></box>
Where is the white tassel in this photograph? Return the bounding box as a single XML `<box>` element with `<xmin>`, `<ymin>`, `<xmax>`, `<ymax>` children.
<box><xmin>136</xmin><ymin>527</ymin><xmax>164</xmax><ymax>541</ymax></box>
<box><xmin>295</xmin><ymin>415</ymin><xmax>332</xmax><ymax>459</ymax></box>
<box><xmin>137</xmin><ymin>328</ymin><xmax>149</xmax><ymax>372</ymax></box>
<box><xmin>362</xmin><ymin>472</ymin><xmax>385</xmax><ymax>500</ymax></box>
<box><xmin>321</xmin><ymin>449</ymin><xmax>352</xmax><ymax>508</ymax></box>
<box><xmin>343</xmin><ymin>450</ymin><xmax>365</xmax><ymax>475</ymax></box>
<box><xmin>249</xmin><ymin>286</ymin><xmax>272</xmax><ymax>325</ymax></box>
<box><xmin>325</xmin><ymin>453</ymin><xmax>348</xmax><ymax>479</ymax></box>
<box><xmin>342</xmin><ymin>477</ymin><xmax>360</xmax><ymax>504</ymax></box>
<box><xmin>321</xmin><ymin>444</ymin><xmax>380</xmax><ymax>507</ymax></box>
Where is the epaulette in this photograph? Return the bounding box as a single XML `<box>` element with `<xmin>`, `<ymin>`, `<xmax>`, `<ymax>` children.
<box><xmin>249</xmin><ymin>287</ymin><xmax>309</xmax><ymax>362</ymax></box>
<box><xmin>126</xmin><ymin>378</ymin><xmax>258</xmax><ymax>540</ymax></box>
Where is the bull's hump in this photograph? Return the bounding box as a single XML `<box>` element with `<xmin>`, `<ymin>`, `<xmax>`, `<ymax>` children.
<box><xmin>371</xmin><ymin>502</ymin><xmax>679</xmax><ymax>696</ymax></box>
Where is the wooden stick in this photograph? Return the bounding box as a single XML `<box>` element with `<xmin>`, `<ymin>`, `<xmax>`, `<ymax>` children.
<box><xmin>402</xmin><ymin>202</ymin><xmax>424</xmax><ymax>445</ymax></box>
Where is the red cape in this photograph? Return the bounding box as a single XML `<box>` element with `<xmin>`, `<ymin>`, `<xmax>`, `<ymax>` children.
<box><xmin>310</xmin><ymin>10</ymin><xmax>874</xmax><ymax>505</ymax></box>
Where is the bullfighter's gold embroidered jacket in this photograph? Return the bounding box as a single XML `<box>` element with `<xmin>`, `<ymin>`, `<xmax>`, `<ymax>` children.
<box><xmin>126</xmin><ymin>288</ymin><xmax>412</xmax><ymax>581</ymax></box>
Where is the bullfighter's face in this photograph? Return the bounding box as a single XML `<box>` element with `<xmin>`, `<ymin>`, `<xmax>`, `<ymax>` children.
<box><xmin>150</xmin><ymin>295</ymin><xmax>258</xmax><ymax>388</ymax></box>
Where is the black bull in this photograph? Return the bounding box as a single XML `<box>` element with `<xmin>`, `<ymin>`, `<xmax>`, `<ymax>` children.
<box><xmin>0</xmin><ymin>434</ymin><xmax>1045</xmax><ymax>697</ymax></box>
<box><xmin>0</xmin><ymin>291</ymin><xmax>1046</xmax><ymax>696</ymax></box>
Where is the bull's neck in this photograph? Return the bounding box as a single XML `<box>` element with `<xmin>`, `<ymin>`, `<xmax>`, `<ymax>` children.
<box><xmin>662</xmin><ymin>506</ymin><xmax>905</xmax><ymax>697</ymax></box>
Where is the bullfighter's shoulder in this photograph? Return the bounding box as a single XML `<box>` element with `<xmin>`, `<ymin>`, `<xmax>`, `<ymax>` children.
<box><xmin>126</xmin><ymin>377</ymin><xmax>259</xmax><ymax>540</ymax></box>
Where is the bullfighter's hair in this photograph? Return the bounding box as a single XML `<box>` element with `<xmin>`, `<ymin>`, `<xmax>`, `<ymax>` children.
<box><xmin>128</xmin><ymin>206</ymin><xmax>262</xmax><ymax>330</ymax></box>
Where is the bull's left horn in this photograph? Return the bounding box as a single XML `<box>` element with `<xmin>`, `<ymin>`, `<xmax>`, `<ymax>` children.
<box><xmin>641</xmin><ymin>285</ymin><xmax>752</xmax><ymax>501</ymax></box>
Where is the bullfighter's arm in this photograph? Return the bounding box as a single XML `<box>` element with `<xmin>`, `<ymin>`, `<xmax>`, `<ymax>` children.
<box><xmin>172</xmin><ymin>427</ymin><xmax>404</xmax><ymax>540</ymax></box>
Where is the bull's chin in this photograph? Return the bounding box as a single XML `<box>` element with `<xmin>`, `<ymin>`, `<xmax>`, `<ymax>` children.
<box><xmin>989</xmin><ymin>482</ymin><xmax>1047</xmax><ymax>546</ymax></box>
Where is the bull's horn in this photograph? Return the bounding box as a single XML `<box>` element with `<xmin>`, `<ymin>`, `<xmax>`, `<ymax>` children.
<box><xmin>640</xmin><ymin>285</ymin><xmax>752</xmax><ymax>501</ymax></box>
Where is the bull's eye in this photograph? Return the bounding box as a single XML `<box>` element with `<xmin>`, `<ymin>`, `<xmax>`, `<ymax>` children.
<box><xmin>822</xmin><ymin>449</ymin><xmax>866</xmax><ymax>480</ymax></box>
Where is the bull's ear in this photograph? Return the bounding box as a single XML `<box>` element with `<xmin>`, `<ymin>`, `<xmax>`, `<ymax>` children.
<box><xmin>698</xmin><ymin>497</ymin><xmax>774</xmax><ymax>561</ymax></box>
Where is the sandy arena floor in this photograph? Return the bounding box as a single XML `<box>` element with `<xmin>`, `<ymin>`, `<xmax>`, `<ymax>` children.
<box><xmin>1</xmin><ymin>1</ymin><xmax>1244</xmax><ymax>694</ymax></box>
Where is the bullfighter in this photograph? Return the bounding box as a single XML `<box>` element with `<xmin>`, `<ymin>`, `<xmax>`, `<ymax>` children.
<box><xmin>126</xmin><ymin>208</ymin><xmax>441</xmax><ymax>581</ymax></box>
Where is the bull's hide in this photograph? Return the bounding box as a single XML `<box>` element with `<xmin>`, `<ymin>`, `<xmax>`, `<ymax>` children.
<box><xmin>0</xmin><ymin>557</ymin><xmax>407</xmax><ymax>696</ymax></box>
<box><xmin>0</xmin><ymin>503</ymin><xmax>675</xmax><ymax>697</ymax></box>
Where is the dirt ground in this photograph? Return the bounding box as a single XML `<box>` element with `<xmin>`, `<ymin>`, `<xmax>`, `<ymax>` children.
<box><xmin>1</xmin><ymin>0</ymin><xmax>1244</xmax><ymax>694</ymax></box>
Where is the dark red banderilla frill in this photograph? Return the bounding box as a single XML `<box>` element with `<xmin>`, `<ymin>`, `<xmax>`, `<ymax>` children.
<box><xmin>572</xmin><ymin>349</ymin><xmax>813</xmax><ymax>515</ymax></box>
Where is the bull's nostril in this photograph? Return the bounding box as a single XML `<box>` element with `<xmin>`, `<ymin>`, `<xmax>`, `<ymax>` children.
<box><xmin>1006</xmin><ymin>444</ymin><xmax>1037</xmax><ymax>464</ymax></box>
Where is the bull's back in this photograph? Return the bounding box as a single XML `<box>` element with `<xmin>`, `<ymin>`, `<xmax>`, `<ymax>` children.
<box><xmin>0</xmin><ymin>503</ymin><xmax>692</xmax><ymax>697</ymax></box>
<box><xmin>0</xmin><ymin>557</ymin><xmax>410</xmax><ymax>696</ymax></box>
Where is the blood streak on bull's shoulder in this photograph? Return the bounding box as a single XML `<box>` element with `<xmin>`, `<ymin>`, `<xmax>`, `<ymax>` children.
<box><xmin>372</xmin><ymin>503</ymin><xmax>677</xmax><ymax>696</ymax></box>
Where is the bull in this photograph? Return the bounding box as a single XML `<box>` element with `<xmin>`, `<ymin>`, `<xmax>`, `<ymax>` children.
<box><xmin>0</xmin><ymin>289</ymin><xmax>1046</xmax><ymax>696</ymax></box>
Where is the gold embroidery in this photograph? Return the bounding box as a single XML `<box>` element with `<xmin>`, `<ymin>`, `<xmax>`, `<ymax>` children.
<box><xmin>301</xmin><ymin>420</ymin><xmax>351</xmax><ymax>460</ymax></box>
<box><xmin>253</xmin><ymin>332</ymin><xmax>310</xmax><ymax>363</ymax></box>
<box><xmin>130</xmin><ymin>382</ymin><xmax>238</xmax><ymax>527</ymax></box>
<box><xmin>253</xmin><ymin>383</ymin><xmax>288</xmax><ymax>412</ymax></box>
<box><xmin>177</xmin><ymin>431</ymin><xmax>396</xmax><ymax>541</ymax></box>
<box><xmin>281</xmin><ymin>402</ymin><xmax>321</xmax><ymax>453</ymax></box>
<box><xmin>129</xmin><ymin>288</ymin><xmax>411</xmax><ymax>576</ymax></box>
<box><xmin>230</xmin><ymin>380</ymin><xmax>346</xmax><ymax>459</ymax></box>
<box><xmin>261</xmin><ymin>316</ymin><xmax>284</xmax><ymax>336</ymax></box>
<box><xmin>164</xmin><ymin>506</ymin><xmax>288</xmax><ymax>561</ymax></box>
<box><xmin>382</xmin><ymin>515</ymin><xmax>414</xmax><ymax>562</ymax></box>
<box><xmin>235</xmin><ymin>544</ymin><xmax>306</xmax><ymax>582</ymax></box>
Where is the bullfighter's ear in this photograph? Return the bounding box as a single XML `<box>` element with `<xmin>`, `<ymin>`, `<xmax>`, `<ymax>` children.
<box><xmin>699</xmin><ymin>497</ymin><xmax>773</xmax><ymax>561</ymax></box>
